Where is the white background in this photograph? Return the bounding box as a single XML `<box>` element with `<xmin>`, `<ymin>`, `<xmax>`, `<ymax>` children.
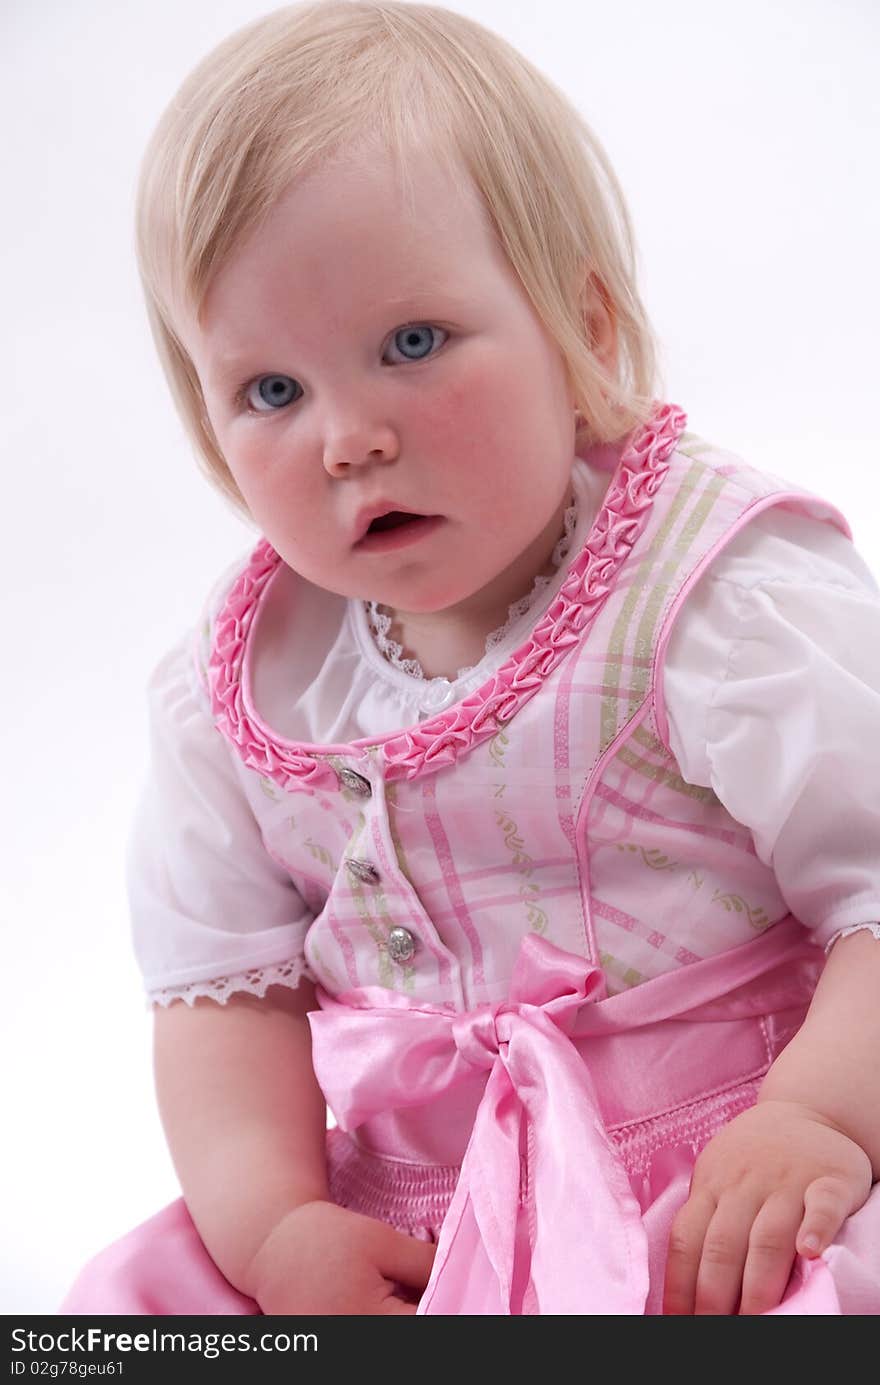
<box><xmin>2</xmin><ymin>0</ymin><xmax>878</xmax><ymax>1313</ymax></box>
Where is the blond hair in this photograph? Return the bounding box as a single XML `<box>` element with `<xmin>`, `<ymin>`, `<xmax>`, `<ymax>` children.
<box><xmin>136</xmin><ymin>0</ymin><xmax>662</xmax><ymax>511</ymax></box>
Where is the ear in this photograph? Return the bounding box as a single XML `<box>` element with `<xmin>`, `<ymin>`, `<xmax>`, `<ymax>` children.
<box><xmin>582</xmin><ymin>271</ymin><xmax>618</xmax><ymax>378</ymax></box>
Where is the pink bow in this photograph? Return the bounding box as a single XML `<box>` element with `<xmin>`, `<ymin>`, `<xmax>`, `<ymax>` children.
<box><xmin>309</xmin><ymin>936</ymin><xmax>649</xmax><ymax>1313</ymax></box>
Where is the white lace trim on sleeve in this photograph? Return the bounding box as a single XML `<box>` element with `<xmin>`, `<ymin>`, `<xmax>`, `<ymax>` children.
<box><xmin>824</xmin><ymin>921</ymin><xmax>880</xmax><ymax>955</ymax></box>
<box><xmin>147</xmin><ymin>955</ymin><xmax>314</xmax><ymax>1008</ymax></box>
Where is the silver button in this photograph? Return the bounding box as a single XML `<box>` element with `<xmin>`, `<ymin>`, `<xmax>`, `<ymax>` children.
<box><xmin>338</xmin><ymin>768</ymin><xmax>372</xmax><ymax>798</ymax></box>
<box><xmin>420</xmin><ymin>681</ymin><xmax>456</xmax><ymax>715</ymax></box>
<box><xmin>345</xmin><ymin>858</ymin><xmax>380</xmax><ymax>886</ymax></box>
<box><xmin>388</xmin><ymin>926</ymin><xmax>416</xmax><ymax>963</ymax></box>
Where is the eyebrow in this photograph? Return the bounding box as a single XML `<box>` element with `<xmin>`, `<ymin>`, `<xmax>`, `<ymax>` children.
<box><xmin>204</xmin><ymin>354</ymin><xmax>260</xmax><ymax>386</ymax></box>
<box><xmin>383</xmin><ymin>289</ymin><xmax>471</xmax><ymax>306</ymax></box>
<box><xmin>205</xmin><ymin>293</ymin><xmax>471</xmax><ymax>379</ymax></box>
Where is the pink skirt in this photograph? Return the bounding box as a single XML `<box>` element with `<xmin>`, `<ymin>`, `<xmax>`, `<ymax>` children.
<box><xmin>61</xmin><ymin>1107</ymin><xmax>880</xmax><ymax>1315</ymax></box>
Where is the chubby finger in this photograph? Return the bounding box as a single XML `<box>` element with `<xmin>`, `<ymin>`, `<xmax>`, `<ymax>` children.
<box><xmin>738</xmin><ymin>1193</ymin><xmax>802</xmax><ymax>1315</ymax></box>
<box><xmin>693</xmin><ymin>1194</ymin><xmax>760</xmax><ymax>1315</ymax></box>
<box><xmin>381</xmin><ymin>1297</ymin><xmax>420</xmax><ymax>1315</ymax></box>
<box><xmin>377</xmin><ymin>1225</ymin><xmax>437</xmax><ymax>1290</ymax></box>
<box><xmin>796</xmin><ymin>1176</ymin><xmax>853</xmax><ymax>1258</ymax></box>
<box><xmin>662</xmin><ymin>1191</ymin><xmax>716</xmax><ymax>1315</ymax></box>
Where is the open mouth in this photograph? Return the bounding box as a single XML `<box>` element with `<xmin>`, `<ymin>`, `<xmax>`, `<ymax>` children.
<box><xmin>355</xmin><ymin>512</ymin><xmax>444</xmax><ymax>552</ymax></box>
<box><xmin>367</xmin><ymin>510</ymin><xmax>419</xmax><ymax>533</ymax></box>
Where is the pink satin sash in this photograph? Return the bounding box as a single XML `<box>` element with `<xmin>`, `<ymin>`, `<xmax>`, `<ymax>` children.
<box><xmin>308</xmin><ymin>919</ymin><xmax>841</xmax><ymax>1314</ymax></box>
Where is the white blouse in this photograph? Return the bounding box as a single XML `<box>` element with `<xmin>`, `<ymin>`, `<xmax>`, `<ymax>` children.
<box><xmin>129</xmin><ymin>456</ymin><xmax>880</xmax><ymax>1003</ymax></box>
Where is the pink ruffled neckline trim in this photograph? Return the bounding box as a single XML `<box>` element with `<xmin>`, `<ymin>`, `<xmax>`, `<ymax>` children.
<box><xmin>207</xmin><ymin>401</ymin><xmax>687</xmax><ymax>787</ymax></box>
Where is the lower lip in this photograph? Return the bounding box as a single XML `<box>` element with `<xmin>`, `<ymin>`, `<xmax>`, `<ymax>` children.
<box><xmin>354</xmin><ymin>515</ymin><xmax>445</xmax><ymax>553</ymax></box>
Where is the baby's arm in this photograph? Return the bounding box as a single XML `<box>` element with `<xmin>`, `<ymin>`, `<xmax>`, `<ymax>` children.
<box><xmin>663</xmin><ymin>929</ymin><xmax>880</xmax><ymax>1314</ymax></box>
<box><xmin>154</xmin><ymin>981</ymin><xmax>435</xmax><ymax>1313</ymax></box>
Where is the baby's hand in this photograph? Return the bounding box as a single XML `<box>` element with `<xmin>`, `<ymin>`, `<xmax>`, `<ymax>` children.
<box><xmin>246</xmin><ymin>1200</ymin><xmax>436</xmax><ymax>1315</ymax></box>
<box><xmin>662</xmin><ymin>1100</ymin><xmax>872</xmax><ymax>1314</ymax></box>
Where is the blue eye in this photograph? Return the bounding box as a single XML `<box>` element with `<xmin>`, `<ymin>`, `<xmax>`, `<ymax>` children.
<box><xmin>386</xmin><ymin>324</ymin><xmax>447</xmax><ymax>362</ymax></box>
<box><xmin>245</xmin><ymin>375</ymin><xmax>302</xmax><ymax>412</ymax></box>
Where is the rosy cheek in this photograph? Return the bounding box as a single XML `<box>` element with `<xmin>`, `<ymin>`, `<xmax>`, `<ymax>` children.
<box><xmin>416</xmin><ymin>361</ymin><xmax>511</xmax><ymax>446</ymax></box>
<box><xmin>225</xmin><ymin>430</ymin><xmax>302</xmax><ymax>499</ymax></box>
<box><xmin>223</xmin><ymin>450</ymin><xmax>268</xmax><ymax>510</ymax></box>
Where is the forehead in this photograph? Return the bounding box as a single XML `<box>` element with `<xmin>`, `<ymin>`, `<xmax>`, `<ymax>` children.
<box><xmin>199</xmin><ymin>143</ymin><xmax>504</xmax><ymax>328</ymax></box>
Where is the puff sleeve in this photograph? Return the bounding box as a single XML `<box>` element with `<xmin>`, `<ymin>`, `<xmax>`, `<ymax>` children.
<box><xmin>128</xmin><ymin>632</ymin><xmax>315</xmax><ymax>1007</ymax></box>
<box><xmin>663</xmin><ymin>505</ymin><xmax>880</xmax><ymax>952</ymax></box>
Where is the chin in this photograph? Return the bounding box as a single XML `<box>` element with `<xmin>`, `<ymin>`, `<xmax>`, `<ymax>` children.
<box><xmin>386</xmin><ymin>578</ymin><xmax>482</xmax><ymax>614</ymax></box>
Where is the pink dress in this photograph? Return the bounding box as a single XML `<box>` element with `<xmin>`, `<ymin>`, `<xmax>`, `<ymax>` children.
<box><xmin>62</xmin><ymin>404</ymin><xmax>880</xmax><ymax>1314</ymax></box>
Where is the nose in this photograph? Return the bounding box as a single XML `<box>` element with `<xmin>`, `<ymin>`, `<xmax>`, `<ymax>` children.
<box><xmin>322</xmin><ymin>414</ymin><xmax>401</xmax><ymax>477</ymax></box>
